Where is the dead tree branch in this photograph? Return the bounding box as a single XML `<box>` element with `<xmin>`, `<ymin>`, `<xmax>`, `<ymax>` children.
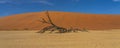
<box><xmin>37</xmin><ymin>11</ymin><xmax>68</xmax><ymax>33</ymax></box>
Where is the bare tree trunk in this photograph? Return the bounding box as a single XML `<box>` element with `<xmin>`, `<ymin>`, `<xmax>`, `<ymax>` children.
<box><xmin>45</xmin><ymin>11</ymin><xmax>56</xmax><ymax>26</ymax></box>
<box><xmin>37</xmin><ymin>11</ymin><xmax>68</xmax><ymax>33</ymax></box>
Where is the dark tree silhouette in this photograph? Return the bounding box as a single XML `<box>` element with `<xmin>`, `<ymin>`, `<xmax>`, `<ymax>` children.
<box><xmin>37</xmin><ymin>11</ymin><xmax>68</xmax><ymax>33</ymax></box>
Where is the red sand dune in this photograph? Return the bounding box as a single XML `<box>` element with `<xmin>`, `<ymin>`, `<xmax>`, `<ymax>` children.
<box><xmin>0</xmin><ymin>11</ymin><xmax>120</xmax><ymax>30</ymax></box>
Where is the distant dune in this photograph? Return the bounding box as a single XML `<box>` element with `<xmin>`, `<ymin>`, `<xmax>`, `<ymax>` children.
<box><xmin>0</xmin><ymin>11</ymin><xmax>120</xmax><ymax>30</ymax></box>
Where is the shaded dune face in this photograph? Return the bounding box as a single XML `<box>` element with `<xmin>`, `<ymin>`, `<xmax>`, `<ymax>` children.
<box><xmin>0</xmin><ymin>11</ymin><xmax>120</xmax><ymax>30</ymax></box>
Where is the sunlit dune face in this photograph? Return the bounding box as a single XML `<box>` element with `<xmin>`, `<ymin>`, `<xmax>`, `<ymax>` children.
<box><xmin>0</xmin><ymin>11</ymin><xmax>120</xmax><ymax>30</ymax></box>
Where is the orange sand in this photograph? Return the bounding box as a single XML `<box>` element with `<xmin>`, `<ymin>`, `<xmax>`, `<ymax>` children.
<box><xmin>0</xmin><ymin>11</ymin><xmax>120</xmax><ymax>30</ymax></box>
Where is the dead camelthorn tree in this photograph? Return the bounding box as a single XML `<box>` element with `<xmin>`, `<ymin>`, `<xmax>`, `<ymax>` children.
<box><xmin>37</xmin><ymin>11</ymin><xmax>68</xmax><ymax>33</ymax></box>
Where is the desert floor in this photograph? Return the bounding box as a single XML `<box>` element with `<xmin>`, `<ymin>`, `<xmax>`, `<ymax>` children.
<box><xmin>0</xmin><ymin>30</ymin><xmax>120</xmax><ymax>48</ymax></box>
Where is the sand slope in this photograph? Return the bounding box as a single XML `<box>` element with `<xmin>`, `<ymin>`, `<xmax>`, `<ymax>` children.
<box><xmin>0</xmin><ymin>30</ymin><xmax>120</xmax><ymax>48</ymax></box>
<box><xmin>0</xmin><ymin>11</ymin><xmax>120</xmax><ymax>30</ymax></box>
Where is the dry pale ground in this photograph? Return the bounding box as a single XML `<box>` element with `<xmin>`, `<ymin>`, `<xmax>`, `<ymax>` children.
<box><xmin>0</xmin><ymin>30</ymin><xmax>120</xmax><ymax>48</ymax></box>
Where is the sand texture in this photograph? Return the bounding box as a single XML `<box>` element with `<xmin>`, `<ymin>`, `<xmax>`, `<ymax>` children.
<box><xmin>0</xmin><ymin>30</ymin><xmax>120</xmax><ymax>48</ymax></box>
